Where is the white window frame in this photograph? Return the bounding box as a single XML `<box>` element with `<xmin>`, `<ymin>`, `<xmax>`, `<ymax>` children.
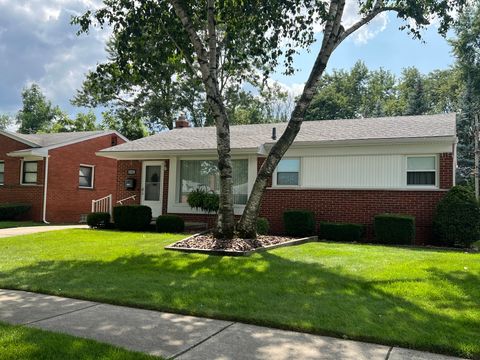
<box><xmin>20</xmin><ymin>160</ymin><xmax>38</xmax><ymax>186</ymax></box>
<box><xmin>79</xmin><ymin>164</ymin><xmax>95</xmax><ymax>189</ymax></box>
<box><xmin>0</xmin><ymin>161</ymin><xmax>4</xmax><ymax>185</ymax></box>
<box><xmin>273</xmin><ymin>157</ymin><xmax>301</xmax><ymax>187</ymax></box>
<box><xmin>176</xmin><ymin>157</ymin><xmax>249</xmax><ymax>205</ymax></box>
<box><xmin>405</xmin><ymin>155</ymin><xmax>438</xmax><ymax>188</ymax></box>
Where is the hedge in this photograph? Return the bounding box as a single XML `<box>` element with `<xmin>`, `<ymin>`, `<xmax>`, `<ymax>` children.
<box><xmin>156</xmin><ymin>215</ymin><xmax>185</xmax><ymax>233</ymax></box>
<box><xmin>319</xmin><ymin>222</ymin><xmax>364</xmax><ymax>242</ymax></box>
<box><xmin>86</xmin><ymin>212</ymin><xmax>111</xmax><ymax>229</ymax></box>
<box><xmin>374</xmin><ymin>213</ymin><xmax>415</xmax><ymax>245</ymax></box>
<box><xmin>256</xmin><ymin>217</ymin><xmax>270</xmax><ymax>235</ymax></box>
<box><xmin>113</xmin><ymin>205</ymin><xmax>152</xmax><ymax>231</ymax></box>
<box><xmin>0</xmin><ymin>203</ymin><xmax>31</xmax><ymax>220</ymax></box>
<box><xmin>283</xmin><ymin>210</ymin><xmax>315</xmax><ymax>237</ymax></box>
<box><xmin>433</xmin><ymin>185</ymin><xmax>480</xmax><ymax>248</ymax></box>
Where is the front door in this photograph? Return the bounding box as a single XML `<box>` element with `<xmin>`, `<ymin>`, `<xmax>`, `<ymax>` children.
<box><xmin>141</xmin><ymin>161</ymin><xmax>164</xmax><ymax>217</ymax></box>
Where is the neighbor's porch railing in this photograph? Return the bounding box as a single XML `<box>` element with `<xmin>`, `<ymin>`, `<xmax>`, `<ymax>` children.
<box><xmin>91</xmin><ymin>194</ymin><xmax>113</xmax><ymax>215</ymax></box>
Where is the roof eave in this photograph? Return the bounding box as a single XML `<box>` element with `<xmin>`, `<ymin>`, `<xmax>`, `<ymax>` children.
<box><xmin>263</xmin><ymin>135</ymin><xmax>456</xmax><ymax>149</ymax></box>
<box><xmin>0</xmin><ymin>130</ymin><xmax>40</xmax><ymax>147</ymax></box>
<box><xmin>96</xmin><ymin>147</ymin><xmax>259</xmax><ymax>160</ymax></box>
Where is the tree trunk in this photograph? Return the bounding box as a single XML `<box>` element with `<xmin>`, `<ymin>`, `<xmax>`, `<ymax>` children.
<box><xmin>237</xmin><ymin>0</ymin><xmax>346</xmax><ymax>238</ymax></box>
<box><xmin>171</xmin><ymin>0</ymin><xmax>236</xmax><ymax>239</ymax></box>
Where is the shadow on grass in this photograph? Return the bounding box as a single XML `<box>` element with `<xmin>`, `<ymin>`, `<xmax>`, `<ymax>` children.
<box><xmin>0</xmin><ymin>251</ymin><xmax>478</xmax><ymax>359</ymax></box>
<box><xmin>0</xmin><ymin>322</ymin><xmax>156</xmax><ymax>360</ymax></box>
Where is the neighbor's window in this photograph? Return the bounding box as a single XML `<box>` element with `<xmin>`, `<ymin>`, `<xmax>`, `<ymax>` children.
<box><xmin>179</xmin><ymin>159</ymin><xmax>248</xmax><ymax>204</ymax></box>
<box><xmin>276</xmin><ymin>158</ymin><xmax>300</xmax><ymax>186</ymax></box>
<box><xmin>22</xmin><ymin>161</ymin><xmax>38</xmax><ymax>184</ymax></box>
<box><xmin>407</xmin><ymin>156</ymin><xmax>436</xmax><ymax>186</ymax></box>
<box><xmin>79</xmin><ymin>165</ymin><xmax>94</xmax><ymax>188</ymax></box>
<box><xmin>0</xmin><ymin>161</ymin><xmax>4</xmax><ymax>185</ymax></box>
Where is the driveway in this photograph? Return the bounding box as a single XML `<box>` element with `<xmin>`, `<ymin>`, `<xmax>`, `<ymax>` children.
<box><xmin>0</xmin><ymin>225</ymin><xmax>88</xmax><ymax>238</ymax></box>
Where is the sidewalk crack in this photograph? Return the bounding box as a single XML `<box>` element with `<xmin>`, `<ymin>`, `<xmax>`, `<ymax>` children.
<box><xmin>24</xmin><ymin>303</ymin><xmax>100</xmax><ymax>325</ymax></box>
<box><xmin>170</xmin><ymin>322</ymin><xmax>236</xmax><ymax>359</ymax></box>
<box><xmin>385</xmin><ymin>346</ymin><xmax>394</xmax><ymax>360</ymax></box>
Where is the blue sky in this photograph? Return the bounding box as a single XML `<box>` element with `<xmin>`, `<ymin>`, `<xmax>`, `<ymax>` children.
<box><xmin>0</xmin><ymin>0</ymin><xmax>457</xmax><ymax>123</ymax></box>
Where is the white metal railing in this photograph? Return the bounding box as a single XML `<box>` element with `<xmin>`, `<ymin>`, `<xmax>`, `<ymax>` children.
<box><xmin>92</xmin><ymin>194</ymin><xmax>113</xmax><ymax>215</ymax></box>
<box><xmin>116</xmin><ymin>195</ymin><xmax>137</xmax><ymax>205</ymax></box>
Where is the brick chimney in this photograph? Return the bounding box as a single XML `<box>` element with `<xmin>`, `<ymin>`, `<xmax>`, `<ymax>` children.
<box><xmin>175</xmin><ymin>114</ymin><xmax>190</xmax><ymax>129</ymax></box>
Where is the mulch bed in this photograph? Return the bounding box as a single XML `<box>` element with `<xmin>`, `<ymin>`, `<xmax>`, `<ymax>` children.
<box><xmin>166</xmin><ymin>232</ymin><xmax>318</xmax><ymax>256</ymax></box>
<box><xmin>170</xmin><ymin>233</ymin><xmax>297</xmax><ymax>251</ymax></box>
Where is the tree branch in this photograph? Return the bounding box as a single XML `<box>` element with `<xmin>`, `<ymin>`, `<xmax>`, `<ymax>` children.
<box><xmin>169</xmin><ymin>0</ymin><xmax>210</xmax><ymax>77</ymax></box>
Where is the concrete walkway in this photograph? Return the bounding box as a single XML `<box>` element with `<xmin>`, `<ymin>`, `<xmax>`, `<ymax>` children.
<box><xmin>0</xmin><ymin>290</ymin><xmax>465</xmax><ymax>360</ymax></box>
<box><xmin>0</xmin><ymin>225</ymin><xmax>88</xmax><ymax>238</ymax></box>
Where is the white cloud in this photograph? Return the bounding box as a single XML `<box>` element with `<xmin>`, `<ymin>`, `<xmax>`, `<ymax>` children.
<box><xmin>0</xmin><ymin>0</ymin><xmax>109</xmax><ymax>116</ymax></box>
<box><xmin>342</xmin><ymin>0</ymin><xmax>389</xmax><ymax>45</ymax></box>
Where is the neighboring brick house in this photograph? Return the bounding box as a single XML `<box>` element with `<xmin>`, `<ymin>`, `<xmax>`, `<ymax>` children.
<box><xmin>98</xmin><ymin>113</ymin><xmax>457</xmax><ymax>245</ymax></box>
<box><xmin>0</xmin><ymin>130</ymin><xmax>127</xmax><ymax>223</ymax></box>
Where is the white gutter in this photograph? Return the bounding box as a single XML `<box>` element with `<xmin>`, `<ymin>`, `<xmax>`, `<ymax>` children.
<box><xmin>42</xmin><ymin>155</ymin><xmax>50</xmax><ymax>224</ymax></box>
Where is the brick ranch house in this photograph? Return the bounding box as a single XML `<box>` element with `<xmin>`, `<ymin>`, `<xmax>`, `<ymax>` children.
<box><xmin>97</xmin><ymin>113</ymin><xmax>456</xmax><ymax>245</ymax></box>
<box><xmin>0</xmin><ymin>130</ymin><xmax>127</xmax><ymax>222</ymax></box>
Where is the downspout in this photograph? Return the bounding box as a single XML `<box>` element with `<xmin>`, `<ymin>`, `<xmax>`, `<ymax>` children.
<box><xmin>42</xmin><ymin>154</ymin><xmax>50</xmax><ymax>224</ymax></box>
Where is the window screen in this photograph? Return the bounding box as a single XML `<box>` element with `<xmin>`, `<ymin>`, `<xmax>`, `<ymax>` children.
<box><xmin>0</xmin><ymin>162</ymin><xmax>4</xmax><ymax>185</ymax></box>
<box><xmin>79</xmin><ymin>166</ymin><xmax>94</xmax><ymax>188</ymax></box>
<box><xmin>22</xmin><ymin>161</ymin><xmax>38</xmax><ymax>184</ymax></box>
<box><xmin>277</xmin><ymin>159</ymin><xmax>300</xmax><ymax>186</ymax></box>
<box><xmin>407</xmin><ymin>156</ymin><xmax>436</xmax><ymax>186</ymax></box>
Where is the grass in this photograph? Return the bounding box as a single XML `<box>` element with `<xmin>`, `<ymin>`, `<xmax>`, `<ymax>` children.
<box><xmin>0</xmin><ymin>322</ymin><xmax>158</xmax><ymax>360</ymax></box>
<box><xmin>0</xmin><ymin>229</ymin><xmax>478</xmax><ymax>359</ymax></box>
<box><xmin>0</xmin><ymin>221</ymin><xmax>46</xmax><ymax>229</ymax></box>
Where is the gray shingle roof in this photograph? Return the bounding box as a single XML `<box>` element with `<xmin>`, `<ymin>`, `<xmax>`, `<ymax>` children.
<box><xmin>100</xmin><ymin>113</ymin><xmax>456</xmax><ymax>153</ymax></box>
<box><xmin>11</xmin><ymin>130</ymin><xmax>110</xmax><ymax>147</ymax></box>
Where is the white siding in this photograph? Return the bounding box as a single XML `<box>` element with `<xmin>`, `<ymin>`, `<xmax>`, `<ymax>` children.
<box><xmin>302</xmin><ymin>155</ymin><xmax>404</xmax><ymax>189</ymax></box>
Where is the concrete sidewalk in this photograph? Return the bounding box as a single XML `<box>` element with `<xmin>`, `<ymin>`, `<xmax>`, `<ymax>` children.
<box><xmin>0</xmin><ymin>289</ymin><xmax>465</xmax><ymax>360</ymax></box>
<box><xmin>0</xmin><ymin>225</ymin><xmax>88</xmax><ymax>238</ymax></box>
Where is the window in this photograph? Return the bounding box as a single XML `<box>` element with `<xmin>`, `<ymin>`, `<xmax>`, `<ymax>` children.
<box><xmin>0</xmin><ymin>161</ymin><xmax>4</xmax><ymax>185</ymax></box>
<box><xmin>22</xmin><ymin>161</ymin><xmax>38</xmax><ymax>184</ymax></box>
<box><xmin>179</xmin><ymin>159</ymin><xmax>248</xmax><ymax>204</ymax></box>
<box><xmin>276</xmin><ymin>158</ymin><xmax>300</xmax><ymax>186</ymax></box>
<box><xmin>407</xmin><ymin>156</ymin><xmax>436</xmax><ymax>186</ymax></box>
<box><xmin>79</xmin><ymin>165</ymin><xmax>94</xmax><ymax>188</ymax></box>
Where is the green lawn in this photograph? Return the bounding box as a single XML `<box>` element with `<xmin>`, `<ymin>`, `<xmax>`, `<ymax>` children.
<box><xmin>0</xmin><ymin>221</ymin><xmax>46</xmax><ymax>229</ymax></box>
<box><xmin>0</xmin><ymin>322</ymin><xmax>157</xmax><ymax>360</ymax></box>
<box><xmin>0</xmin><ymin>229</ymin><xmax>478</xmax><ymax>359</ymax></box>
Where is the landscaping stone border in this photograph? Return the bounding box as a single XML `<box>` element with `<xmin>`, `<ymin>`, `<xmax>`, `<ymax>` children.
<box><xmin>165</xmin><ymin>234</ymin><xmax>319</xmax><ymax>256</ymax></box>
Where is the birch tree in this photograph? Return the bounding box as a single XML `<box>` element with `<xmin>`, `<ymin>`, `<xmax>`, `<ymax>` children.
<box><xmin>74</xmin><ymin>0</ymin><xmax>464</xmax><ymax>239</ymax></box>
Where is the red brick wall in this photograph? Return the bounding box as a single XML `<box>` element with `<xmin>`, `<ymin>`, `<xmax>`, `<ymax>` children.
<box><xmin>258</xmin><ymin>153</ymin><xmax>454</xmax><ymax>244</ymax></box>
<box><xmin>0</xmin><ymin>134</ymin><xmax>44</xmax><ymax>220</ymax></box>
<box><xmin>45</xmin><ymin>134</ymin><xmax>126</xmax><ymax>223</ymax></box>
<box><xmin>116</xmin><ymin>160</ymin><xmax>142</xmax><ymax>206</ymax></box>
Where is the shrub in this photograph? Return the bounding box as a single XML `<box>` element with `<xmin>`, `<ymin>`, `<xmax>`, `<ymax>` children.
<box><xmin>187</xmin><ymin>188</ymin><xmax>219</xmax><ymax>213</ymax></box>
<box><xmin>283</xmin><ymin>210</ymin><xmax>315</xmax><ymax>237</ymax></box>
<box><xmin>374</xmin><ymin>213</ymin><xmax>415</xmax><ymax>245</ymax></box>
<box><xmin>319</xmin><ymin>222</ymin><xmax>364</xmax><ymax>242</ymax></box>
<box><xmin>256</xmin><ymin>217</ymin><xmax>270</xmax><ymax>235</ymax></box>
<box><xmin>113</xmin><ymin>205</ymin><xmax>152</xmax><ymax>231</ymax></box>
<box><xmin>156</xmin><ymin>215</ymin><xmax>185</xmax><ymax>233</ymax></box>
<box><xmin>433</xmin><ymin>185</ymin><xmax>480</xmax><ymax>248</ymax></box>
<box><xmin>0</xmin><ymin>203</ymin><xmax>31</xmax><ymax>220</ymax></box>
<box><xmin>86</xmin><ymin>212</ymin><xmax>110</xmax><ymax>229</ymax></box>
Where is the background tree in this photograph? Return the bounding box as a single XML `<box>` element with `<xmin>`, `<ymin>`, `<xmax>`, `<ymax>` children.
<box><xmin>0</xmin><ymin>114</ymin><xmax>12</xmax><ymax>130</ymax></box>
<box><xmin>451</xmin><ymin>1</ymin><xmax>480</xmax><ymax>183</ymax></box>
<box><xmin>16</xmin><ymin>84</ymin><xmax>59</xmax><ymax>134</ymax></box>
<box><xmin>50</xmin><ymin>111</ymin><xmax>100</xmax><ymax>132</ymax></box>
<box><xmin>75</xmin><ymin>0</ymin><xmax>464</xmax><ymax>239</ymax></box>
<box><xmin>101</xmin><ymin>110</ymin><xmax>148</xmax><ymax>140</ymax></box>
